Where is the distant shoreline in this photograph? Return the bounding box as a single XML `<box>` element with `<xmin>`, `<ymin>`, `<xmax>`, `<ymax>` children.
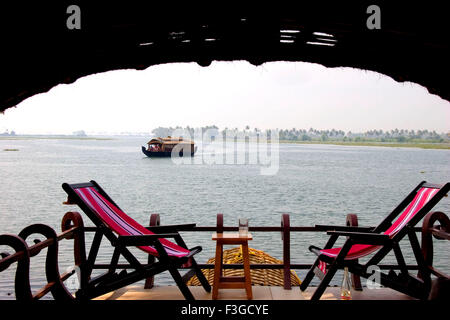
<box><xmin>1</xmin><ymin>135</ymin><xmax>449</xmax><ymax>150</ymax></box>
<box><xmin>278</xmin><ymin>140</ymin><xmax>450</xmax><ymax>150</ymax></box>
<box><xmin>0</xmin><ymin>135</ymin><xmax>114</xmax><ymax>141</ymax></box>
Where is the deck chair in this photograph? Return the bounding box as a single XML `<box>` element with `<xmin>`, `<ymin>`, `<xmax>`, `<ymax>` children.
<box><xmin>300</xmin><ymin>181</ymin><xmax>450</xmax><ymax>300</ymax></box>
<box><xmin>62</xmin><ymin>180</ymin><xmax>211</xmax><ymax>300</ymax></box>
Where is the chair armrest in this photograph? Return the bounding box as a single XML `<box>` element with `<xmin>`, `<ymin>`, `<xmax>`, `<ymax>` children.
<box><xmin>315</xmin><ymin>224</ymin><xmax>375</xmax><ymax>232</ymax></box>
<box><xmin>146</xmin><ymin>223</ymin><xmax>196</xmax><ymax>233</ymax></box>
<box><xmin>117</xmin><ymin>233</ymin><xmax>179</xmax><ymax>246</ymax></box>
<box><xmin>326</xmin><ymin>230</ymin><xmax>391</xmax><ymax>245</ymax></box>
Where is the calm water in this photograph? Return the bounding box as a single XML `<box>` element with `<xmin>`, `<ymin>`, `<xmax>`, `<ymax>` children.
<box><xmin>0</xmin><ymin>136</ymin><xmax>449</xmax><ymax>299</ymax></box>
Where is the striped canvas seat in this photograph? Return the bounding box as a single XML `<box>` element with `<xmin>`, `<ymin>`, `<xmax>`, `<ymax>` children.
<box><xmin>301</xmin><ymin>181</ymin><xmax>449</xmax><ymax>300</ymax></box>
<box><xmin>319</xmin><ymin>187</ymin><xmax>439</xmax><ymax>260</ymax></box>
<box><xmin>75</xmin><ymin>186</ymin><xmax>190</xmax><ymax>258</ymax></box>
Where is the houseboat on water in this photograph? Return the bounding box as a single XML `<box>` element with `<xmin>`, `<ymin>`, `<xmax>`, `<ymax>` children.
<box><xmin>141</xmin><ymin>136</ymin><xmax>197</xmax><ymax>157</ymax></box>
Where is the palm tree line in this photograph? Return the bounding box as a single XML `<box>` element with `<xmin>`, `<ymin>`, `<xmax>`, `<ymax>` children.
<box><xmin>151</xmin><ymin>126</ymin><xmax>449</xmax><ymax>143</ymax></box>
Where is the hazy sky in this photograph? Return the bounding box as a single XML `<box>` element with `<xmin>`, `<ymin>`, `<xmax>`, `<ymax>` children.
<box><xmin>1</xmin><ymin>61</ymin><xmax>449</xmax><ymax>134</ymax></box>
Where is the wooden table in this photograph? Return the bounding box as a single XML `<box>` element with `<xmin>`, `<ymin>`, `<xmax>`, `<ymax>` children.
<box><xmin>212</xmin><ymin>232</ymin><xmax>253</xmax><ymax>300</ymax></box>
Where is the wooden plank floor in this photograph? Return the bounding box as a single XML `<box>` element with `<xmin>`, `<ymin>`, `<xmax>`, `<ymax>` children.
<box><xmin>96</xmin><ymin>285</ymin><xmax>416</xmax><ymax>300</ymax></box>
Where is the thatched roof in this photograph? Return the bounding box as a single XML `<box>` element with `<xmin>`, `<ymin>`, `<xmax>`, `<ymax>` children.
<box><xmin>0</xmin><ymin>2</ymin><xmax>448</xmax><ymax>113</ymax></box>
<box><xmin>147</xmin><ymin>139</ymin><xmax>163</xmax><ymax>145</ymax></box>
<box><xmin>148</xmin><ymin>137</ymin><xmax>194</xmax><ymax>145</ymax></box>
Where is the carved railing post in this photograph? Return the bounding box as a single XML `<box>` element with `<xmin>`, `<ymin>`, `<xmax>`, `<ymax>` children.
<box><xmin>346</xmin><ymin>213</ymin><xmax>362</xmax><ymax>290</ymax></box>
<box><xmin>216</xmin><ymin>213</ymin><xmax>223</xmax><ymax>234</ymax></box>
<box><xmin>19</xmin><ymin>224</ymin><xmax>74</xmax><ymax>300</ymax></box>
<box><xmin>421</xmin><ymin>211</ymin><xmax>450</xmax><ymax>281</ymax></box>
<box><xmin>0</xmin><ymin>234</ymin><xmax>31</xmax><ymax>300</ymax></box>
<box><xmin>281</xmin><ymin>214</ymin><xmax>291</xmax><ymax>289</ymax></box>
<box><xmin>144</xmin><ymin>213</ymin><xmax>160</xmax><ymax>289</ymax></box>
<box><xmin>61</xmin><ymin>211</ymin><xmax>87</xmax><ymax>291</ymax></box>
<box><xmin>0</xmin><ymin>212</ymin><xmax>86</xmax><ymax>301</ymax></box>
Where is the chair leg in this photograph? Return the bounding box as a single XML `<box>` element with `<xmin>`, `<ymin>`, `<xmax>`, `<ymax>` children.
<box><xmin>191</xmin><ymin>258</ymin><xmax>211</xmax><ymax>292</ymax></box>
<box><xmin>302</xmin><ymin>235</ymin><xmax>339</xmax><ymax>291</ymax></box>
<box><xmin>310</xmin><ymin>264</ymin><xmax>338</xmax><ymax>300</ymax></box>
<box><xmin>168</xmin><ymin>267</ymin><xmax>195</xmax><ymax>300</ymax></box>
<box><xmin>310</xmin><ymin>241</ymin><xmax>353</xmax><ymax>300</ymax></box>
<box><xmin>300</xmin><ymin>257</ymin><xmax>320</xmax><ymax>291</ymax></box>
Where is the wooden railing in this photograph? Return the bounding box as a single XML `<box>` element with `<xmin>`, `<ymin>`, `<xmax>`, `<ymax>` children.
<box><xmin>0</xmin><ymin>211</ymin><xmax>448</xmax><ymax>300</ymax></box>
<box><xmin>0</xmin><ymin>212</ymin><xmax>85</xmax><ymax>300</ymax></box>
<box><xmin>421</xmin><ymin>211</ymin><xmax>450</xmax><ymax>279</ymax></box>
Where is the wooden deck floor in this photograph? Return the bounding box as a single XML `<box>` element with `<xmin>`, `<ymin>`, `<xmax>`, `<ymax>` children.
<box><xmin>96</xmin><ymin>285</ymin><xmax>416</xmax><ymax>300</ymax></box>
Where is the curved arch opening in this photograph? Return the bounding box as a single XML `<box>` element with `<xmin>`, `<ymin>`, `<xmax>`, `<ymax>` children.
<box><xmin>1</xmin><ymin>61</ymin><xmax>448</xmax><ymax>136</ymax></box>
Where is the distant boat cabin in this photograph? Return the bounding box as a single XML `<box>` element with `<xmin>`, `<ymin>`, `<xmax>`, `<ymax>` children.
<box><xmin>142</xmin><ymin>136</ymin><xmax>197</xmax><ymax>157</ymax></box>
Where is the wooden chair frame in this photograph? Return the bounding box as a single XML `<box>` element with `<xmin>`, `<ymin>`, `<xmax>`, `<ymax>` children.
<box><xmin>300</xmin><ymin>181</ymin><xmax>450</xmax><ymax>300</ymax></box>
<box><xmin>62</xmin><ymin>180</ymin><xmax>211</xmax><ymax>300</ymax></box>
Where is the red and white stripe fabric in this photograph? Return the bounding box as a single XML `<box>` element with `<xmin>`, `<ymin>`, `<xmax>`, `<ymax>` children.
<box><xmin>75</xmin><ymin>187</ymin><xmax>190</xmax><ymax>258</ymax></box>
<box><xmin>318</xmin><ymin>261</ymin><xmax>328</xmax><ymax>274</ymax></box>
<box><xmin>319</xmin><ymin>187</ymin><xmax>438</xmax><ymax>261</ymax></box>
